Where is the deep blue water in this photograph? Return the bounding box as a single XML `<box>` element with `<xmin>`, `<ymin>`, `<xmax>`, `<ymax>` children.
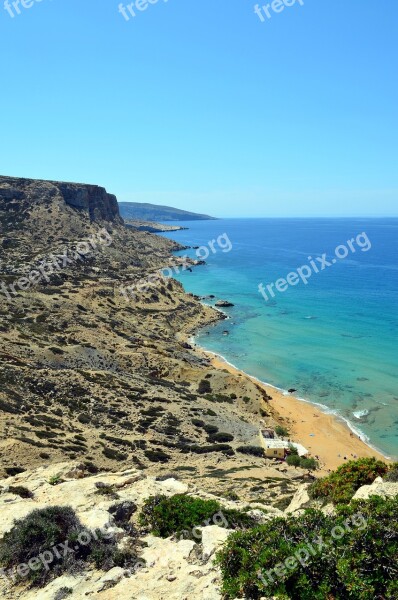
<box><xmin>162</xmin><ymin>219</ymin><xmax>398</xmax><ymax>459</ymax></box>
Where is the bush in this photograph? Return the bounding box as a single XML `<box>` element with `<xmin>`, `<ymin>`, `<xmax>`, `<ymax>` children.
<box><xmin>308</xmin><ymin>457</ymin><xmax>389</xmax><ymax>505</ymax></box>
<box><xmin>275</xmin><ymin>425</ymin><xmax>289</xmax><ymax>437</ymax></box>
<box><xmin>216</xmin><ymin>495</ymin><xmax>398</xmax><ymax>599</ymax></box>
<box><xmin>384</xmin><ymin>463</ymin><xmax>398</xmax><ymax>482</ymax></box>
<box><xmin>102</xmin><ymin>447</ymin><xmax>128</xmax><ymax>461</ymax></box>
<box><xmin>5</xmin><ymin>467</ymin><xmax>25</xmax><ymax>476</ymax></box>
<box><xmin>8</xmin><ymin>486</ymin><xmax>33</xmax><ymax>499</ymax></box>
<box><xmin>139</xmin><ymin>494</ymin><xmax>256</xmax><ymax>539</ymax></box>
<box><xmin>144</xmin><ymin>449</ymin><xmax>170</xmax><ymax>463</ymax></box>
<box><xmin>286</xmin><ymin>455</ymin><xmax>301</xmax><ymax>468</ymax></box>
<box><xmin>208</xmin><ymin>432</ymin><xmax>234</xmax><ymax>443</ymax></box>
<box><xmin>54</xmin><ymin>588</ymin><xmax>73</xmax><ymax>600</ymax></box>
<box><xmin>198</xmin><ymin>379</ymin><xmax>212</xmax><ymax>394</ymax></box>
<box><xmin>181</xmin><ymin>443</ymin><xmax>234</xmax><ymax>456</ymax></box>
<box><xmin>288</xmin><ymin>444</ymin><xmax>299</xmax><ymax>456</ymax></box>
<box><xmin>236</xmin><ymin>446</ymin><xmax>264</xmax><ymax>457</ymax></box>
<box><xmin>300</xmin><ymin>457</ymin><xmax>318</xmax><ymax>471</ymax></box>
<box><xmin>0</xmin><ymin>506</ymin><xmax>137</xmax><ymax>586</ymax></box>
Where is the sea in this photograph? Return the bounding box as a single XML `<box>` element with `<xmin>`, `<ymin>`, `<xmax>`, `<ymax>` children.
<box><xmin>161</xmin><ymin>218</ymin><xmax>398</xmax><ymax>460</ymax></box>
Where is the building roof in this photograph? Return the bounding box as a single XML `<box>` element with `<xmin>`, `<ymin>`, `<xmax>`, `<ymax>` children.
<box><xmin>262</xmin><ymin>438</ymin><xmax>308</xmax><ymax>457</ymax></box>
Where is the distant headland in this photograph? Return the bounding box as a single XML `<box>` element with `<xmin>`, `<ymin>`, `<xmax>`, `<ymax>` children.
<box><xmin>118</xmin><ymin>201</ymin><xmax>217</xmax><ymax>222</ymax></box>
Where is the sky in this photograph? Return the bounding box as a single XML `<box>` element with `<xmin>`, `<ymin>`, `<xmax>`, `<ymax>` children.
<box><xmin>0</xmin><ymin>0</ymin><xmax>397</xmax><ymax>218</ymax></box>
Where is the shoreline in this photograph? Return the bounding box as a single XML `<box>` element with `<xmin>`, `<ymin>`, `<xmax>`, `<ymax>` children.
<box><xmin>191</xmin><ymin>340</ymin><xmax>390</xmax><ymax>474</ymax></box>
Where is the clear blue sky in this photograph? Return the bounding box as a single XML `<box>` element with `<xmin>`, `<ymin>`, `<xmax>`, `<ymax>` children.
<box><xmin>0</xmin><ymin>0</ymin><xmax>397</xmax><ymax>217</ymax></box>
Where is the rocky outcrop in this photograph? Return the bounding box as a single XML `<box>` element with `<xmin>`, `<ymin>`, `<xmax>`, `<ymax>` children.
<box><xmin>0</xmin><ymin>175</ymin><xmax>122</xmax><ymax>223</ymax></box>
<box><xmin>0</xmin><ymin>462</ymin><xmax>276</xmax><ymax>600</ymax></box>
<box><xmin>215</xmin><ymin>300</ymin><xmax>235</xmax><ymax>308</ymax></box>
<box><xmin>353</xmin><ymin>476</ymin><xmax>398</xmax><ymax>501</ymax></box>
<box><xmin>285</xmin><ymin>484</ymin><xmax>312</xmax><ymax>514</ymax></box>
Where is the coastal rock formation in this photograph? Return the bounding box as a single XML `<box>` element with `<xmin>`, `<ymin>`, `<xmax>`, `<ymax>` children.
<box><xmin>215</xmin><ymin>300</ymin><xmax>235</xmax><ymax>308</ymax></box>
<box><xmin>0</xmin><ymin>175</ymin><xmax>122</xmax><ymax>224</ymax></box>
<box><xmin>125</xmin><ymin>219</ymin><xmax>187</xmax><ymax>233</ymax></box>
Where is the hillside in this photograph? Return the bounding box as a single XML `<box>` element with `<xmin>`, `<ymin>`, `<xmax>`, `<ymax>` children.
<box><xmin>118</xmin><ymin>201</ymin><xmax>216</xmax><ymax>222</ymax></box>
<box><xmin>0</xmin><ymin>175</ymin><xmax>303</xmax><ymax>509</ymax></box>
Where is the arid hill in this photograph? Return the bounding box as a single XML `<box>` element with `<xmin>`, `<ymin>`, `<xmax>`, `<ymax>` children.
<box><xmin>0</xmin><ymin>176</ymin><xmax>302</xmax><ymax>507</ymax></box>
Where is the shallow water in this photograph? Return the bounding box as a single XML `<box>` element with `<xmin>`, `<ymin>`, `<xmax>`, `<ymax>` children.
<box><xmin>162</xmin><ymin>218</ymin><xmax>398</xmax><ymax>459</ymax></box>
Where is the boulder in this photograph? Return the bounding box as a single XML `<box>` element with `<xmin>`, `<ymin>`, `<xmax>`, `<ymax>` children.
<box><xmin>200</xmin><ymin>525</ymin><xmax>232</xmax><ymax>560</ymax></box>
<box><xmin>353</xmin><ymin>478</ymin><xmax>398</xmax><ymax>501</ymax></box>
<box><xmin>285</xmin><ymin>484</ymin><xmax>312</xmax><ymax>514</ymax></box>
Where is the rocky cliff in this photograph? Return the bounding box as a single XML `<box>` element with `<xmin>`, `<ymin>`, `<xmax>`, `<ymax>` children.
<box><xmin>0</xmin><ymin>175</ymin><xmax>122</xmax><ymax>225</ymax></box>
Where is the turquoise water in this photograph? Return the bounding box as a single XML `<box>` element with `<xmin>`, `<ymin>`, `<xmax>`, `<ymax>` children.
<box><xmin>162</xmin><ymin>219</ymin><xmax>398</xmax><ymax>459</ymax></box>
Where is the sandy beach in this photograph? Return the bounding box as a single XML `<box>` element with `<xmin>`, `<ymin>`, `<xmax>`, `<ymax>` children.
<box><xmin>206</xmin><ymin>353</ymin><xmax>389</xmax><ymax>474</ymax></box>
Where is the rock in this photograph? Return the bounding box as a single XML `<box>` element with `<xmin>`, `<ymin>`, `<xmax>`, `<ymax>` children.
<box><xmin>285</xmin><ymin>484</ymin><xmax>312</xmax><ymax>513</ymax></box>
<box><xmin>96</xmin><ymin>567</ymin><xmax>125</xmax><ymax>592</ymax></box>
<box><xmin>64</xmin><ymin>466</ymin><xmax>86</xmax><ymax>480</ymax></box>
<box><xmin>245</xmin><ymin>509</ymin><xmax>271</xmax><ymax>525</ymax></box>
<box><xmin>353</xmin><ymin>479</ymin><xmax>398</xmax><ymax>501</ymax></box>
<box><xmin>0</xmin><ymin>175</ymin><xmax>121</xmax><ymax>223</ymax></box>
<box><xmin>158</xmin><ymin>478</ymin><xmax>189</xmax><ymax>495</ymax></box>
<box><xmin>108</xmin><ymin>501</ymin><xmax>137</xmax><ymax>527</ymax></box>
<box><xmin>215</xmin><ymin>300</ymin><xmax>235</xmax><ymax>308</ymax></box>
<box><xmin>200</xmin><ymin>526</ymin><xmax>232</xmax><ymax>560</ymax></box>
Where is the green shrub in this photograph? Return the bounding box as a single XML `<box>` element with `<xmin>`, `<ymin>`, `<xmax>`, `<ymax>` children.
<box><xmin>216</xmin><ymin>495</ymin><xmax>398</xmax><ymax>599</ymax></box>
<box><xmin>5</xmin><ymin>467</ymin><xmax>26</xmax><ymax>476</ymax></box>
<box><xmin>181</xmin><ymin>443</ymin><xmax>234</xmax><ymax>456</ymax></box>
<box><xmin>202</xmin><ymin>423</ymin><xmax>219</xmax><ymax>434</ymax></box>
<box><xmin>236</xmin><ymin>446</ymin><xmax>264</xmax><ymax>457</ymax></box>
<box><xmin>300</xmin><ymin>457</ymin><xmax>318</xmax><ymax>471</ymax></box>
<box><xmin>8</xmin><ymin>486</ymin><xmax>33</xmax><ymax>499</ymax></box>
<box><xmin>198</xmin><ymin>379</ymin><xmax>212</xmax><ymax>394</ymax></box>
<box><xmin>288</xmin><ymin>444</ymin><xmax>299</xmax><ymax>456</ymax></box>
<box><xmin>54</xmin><ymin>588</ymin><xmax>73</xmax><ymax>600</ymax></box>
<box><xmin>384</xmin><ymin>463</ymin><xmax>398</xmax><ymax>482</ymax></box>
<box><xmin>48</xmin><ymin>474</ymin><xmax>63</xmax><ymax>486</ymax></box>
<box><xmin>102</xmin><ymin>447</ymin><xmax>128</xmax><ymax>461</ymax></box>
<box><xmin>208</xmin><ymin>432</ymin><xmax>234</xmax><ymax>443</ymax></box>
<box><xmin>144</xmin><ymin>449</ymin><xmax>170</xmax><ymax>463</ymax></box>
<box><xmin>275</xmin><ymin>425</ymin><xmax>289</xmax><ymax>437</ymax></box>
<box><xmin>0</xmin><ymin>506</ymin><xmax>137</xmax><ymax>586</ymax></box>
<box><xmin>308</xmin><ymin>457</ymin><xmax>389</xmax><ymax>505</ymax></box>
<box><xmin>286</xmin><ymin>455</ymin><xmax>301</xmax><ymax>468</ymax></box>
<box><xmin>139</xmin><ymin>494</ymin><xmax>256</xmax><ymax>539</ymax></box>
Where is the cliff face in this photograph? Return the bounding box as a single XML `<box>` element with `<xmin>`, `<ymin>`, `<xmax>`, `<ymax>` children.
<box><xmin>56</xmin><ymin>182</ymin><xmax>121</xmax><ymax>223</ymax></box>
<box><xmin>0</xmin><ymin>175</ymin><xmax>122</xmax><ymax>224</ymax></box>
